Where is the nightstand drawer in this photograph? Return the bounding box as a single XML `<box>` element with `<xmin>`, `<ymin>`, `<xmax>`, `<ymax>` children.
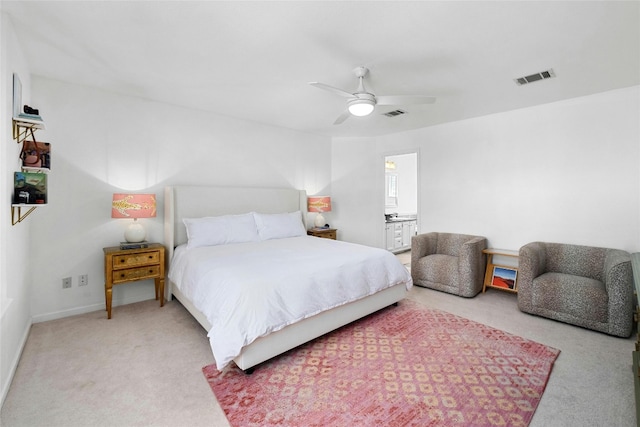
<box><xmin>316</xmin><ymin>230</ymin><xmax>336</xmax><ymax>239</ymax></box>
<box><xmin>307</xmin><ymin>228</ymin><xmax>337</xmax><ymax>240</ymax></box>
<box><xmin>112</xmin><ymin>251</ymin><xmax>160</xmax><ymax>269</ymax></box>
<box><xmin>113</xmin><ymin>265</ymin><xmax>161</xmax><ymax>283</ymax></box>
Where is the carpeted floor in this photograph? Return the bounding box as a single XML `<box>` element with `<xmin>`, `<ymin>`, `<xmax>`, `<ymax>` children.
<box><xmin>1</xmin><ymin>278</ymin><xmax>635</xmax><ymax>427</ymax></box>
<box><xmin>203</xmin><ymin>300</ymin><xmax>560</xmax><ymax>427</ymax></box>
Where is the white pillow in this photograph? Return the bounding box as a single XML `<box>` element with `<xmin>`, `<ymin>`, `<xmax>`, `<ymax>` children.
<box><xmin>254</xmin><ymin>211</ymin><xmax>306</xmax><ymax>241</ymax></box>
<box><xmin>183</xmin><ymin>213</ymin><xmax>259</xmax><ymax>248</ymax></box>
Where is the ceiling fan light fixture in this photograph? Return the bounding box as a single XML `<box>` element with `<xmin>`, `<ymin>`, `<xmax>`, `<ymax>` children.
<box><xmin>348</xmin><ymin>98</ymin><xmax>375</xmax><ymax>116</ymax></box>
<box><xmin>310</xmin><ymin>67</ymin><xmax>436</xmax><ymax>125</ymax></box>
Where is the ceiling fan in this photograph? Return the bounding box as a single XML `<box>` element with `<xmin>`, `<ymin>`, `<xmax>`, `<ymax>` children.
<box><xmin>309</xmin><ymin>66</ymin><xmax>436</xmax><ymax>125</ymax></box>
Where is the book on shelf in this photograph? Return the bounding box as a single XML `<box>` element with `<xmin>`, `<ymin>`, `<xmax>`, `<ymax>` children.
<box><xmin>17</xmin><ymin>112</ymin><xmax>42</xmax><ymax>120</ymax></box>
<box><xmin>14</xmin><ymin>113</ymin><xmax>44</xmax><ymax>124</ymax></box>
<box><xmin>120</xmin><ymin>241</ymin><xmax>149</xmax><ymax>250</ymax></box>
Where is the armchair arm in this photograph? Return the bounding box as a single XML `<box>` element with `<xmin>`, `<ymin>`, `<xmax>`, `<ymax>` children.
<box><xmin>458</xmin><ymin>236</ymin><xmax>488</xmax><ymax>296</ymax></box>
<box><xmin>603</xmin><ymin>249</ymin><xmax>633</xmax><ymax>337</ymax></box>
<box><xmin>411</xmin><ymin>232</ymin><xmax>438</xmax><ymax>267</ymax></box>
<box><xmin>603</xmin><ymin>249</ymin><xmax>631</xmax><ymax>285</ymax></box>
<box><xmin>517</xmin><ymin>242</ymin><xmax>547</xmax><ymax>312</ymax></box>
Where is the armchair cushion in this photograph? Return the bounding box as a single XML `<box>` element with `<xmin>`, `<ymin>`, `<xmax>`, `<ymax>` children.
<box><xmin>518</xmin><ymin>242</ymin><xmax>633</xmax><ymax>337</ymax></box>
<box><xmin>411</xmin><ymin>232</ymin><xmax>487</xmax><ymax>298</ymax></box>
<box><xmin>532</xmin><ymin>273</ymin><xmax>608</xmax><ymax>324</ymax></box>
<box><xmin>418</xmin><ymin>254</ymin><xmax>459</xmax><ymax>289</ymax></box>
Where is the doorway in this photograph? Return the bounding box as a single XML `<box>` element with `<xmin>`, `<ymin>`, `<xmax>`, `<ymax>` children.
<box><xmin>384</xmin><ymin>152</ymin><xmax>418</xmax><ymax>253</ymax></box>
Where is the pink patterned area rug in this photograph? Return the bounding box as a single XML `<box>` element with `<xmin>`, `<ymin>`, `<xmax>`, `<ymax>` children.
<box><xmin>203</xmin><ymin>300</ymin><xmax>560</xmax><ymax>427</ymax></box>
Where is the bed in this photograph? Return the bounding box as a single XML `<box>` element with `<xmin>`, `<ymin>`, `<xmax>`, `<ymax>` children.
<box><xmin>164</xmin><ymin>185</ymin><xmax>413</xmax><ymax>372</ymax></box>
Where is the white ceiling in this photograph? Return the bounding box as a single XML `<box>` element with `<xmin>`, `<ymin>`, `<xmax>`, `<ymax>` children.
<box><xmin>3</xmin><ymin>1</ymin><xmax>639</xmax><ymax>138</ymax></box>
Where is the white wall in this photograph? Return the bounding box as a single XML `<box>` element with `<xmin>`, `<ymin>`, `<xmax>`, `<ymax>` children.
<box><xmin>25</xmin><ymin>77</ymin><xmax>331</xmax><ymax>322</ymax></box>
<box><xmin>332</xmin><ymin>86</ymin><xmax>640</xmax><ymax>253</ymax></box>
<box><xmin>331</xmin><ymin>137</ymin><xmax>386</xmax><ymax>245</ymax></box>
<box><xmin>1</xmin><ymin>12</ymin><xmax>34</xmax><ymax>406</ymax></box>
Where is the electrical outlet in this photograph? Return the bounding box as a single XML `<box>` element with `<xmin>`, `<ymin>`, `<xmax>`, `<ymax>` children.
<box><xmin>62</xmin><ymin>277</ymin><xmax>72</xmax><ymax>289</ymax></box>
<box><xmin>79</xmin><ymin>274</ymin><xmax>88</xmax><ymax>286</ymax></box>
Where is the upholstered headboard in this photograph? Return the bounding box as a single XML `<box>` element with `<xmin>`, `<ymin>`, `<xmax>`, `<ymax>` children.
<box><xmin>164</xmin><ymin>186</ymin><xmax>307</xmax><ymax>261</ymax></box>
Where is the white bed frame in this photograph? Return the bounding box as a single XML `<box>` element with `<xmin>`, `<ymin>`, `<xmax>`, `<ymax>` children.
<box><xmin>164</xmin><ymin>185</ymin><xmax>408</xmax><ymax>372</ymax></box>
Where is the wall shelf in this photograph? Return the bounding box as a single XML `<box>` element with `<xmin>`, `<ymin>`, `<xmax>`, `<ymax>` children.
<box><xmin>11</xmin><ymin>73</ymin><xmax>48</xmax><ymax>225</ymax></box>
<box><xmin>11</xmin><ymin>118</ymin><xmax>47</xmax><ymax>226</ymax></box>
<box><xmin>11</xmin><ymin>204</ymin><xmax>42</xmax><ymax>225</ymax></box>
<box><xmin>12</xmin><ymin>118</ymin><xmax>45</xmax><ymax>144</ymax></box>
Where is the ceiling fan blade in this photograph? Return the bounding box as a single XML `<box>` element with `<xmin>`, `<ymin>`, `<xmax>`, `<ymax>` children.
<box><xmin>333</xmin><ymin>111</ymin><xmax>351</xmax><ymax>125</ymax></box>
<box><xmin>376</xmin><ymin>95</ymin><xmax>437</xmax><ymax>106</ymax></box>
<box><xmin>309</xmin><ymin>82</ymin><xmax>354</xmax><ymax>98</ymax></box>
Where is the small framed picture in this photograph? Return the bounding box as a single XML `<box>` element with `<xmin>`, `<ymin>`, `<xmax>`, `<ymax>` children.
<box><xmin>13</xmin><ymin>172</ymin><xmax>47</xmax><ymax>205</ymax></box>
<box><xmin>13</xmin><ymin>73</ymin><xmax>22</xmax><ymax>118</ymax></box>
<box><xmin>491</xmin><ymin>266</ymin><xmax>517</xmax><ymax>290</ymax></box>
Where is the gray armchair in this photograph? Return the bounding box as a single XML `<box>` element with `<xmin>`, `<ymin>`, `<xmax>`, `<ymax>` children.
<box><xmin>411</xmin><ymin>232</ymin><xmax>487</xmax><ymax>297</ymax></box>
<box><xmin>518</xmin><ymin>242</ymin><xmax>633</xmax><ymax>337</ymax></box>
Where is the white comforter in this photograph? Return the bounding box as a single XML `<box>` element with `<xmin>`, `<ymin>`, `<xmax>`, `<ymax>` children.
<box><xmin>168</xmin><ymin>236</ymin><xmax>412</xmax><ymax>370</ymax></box>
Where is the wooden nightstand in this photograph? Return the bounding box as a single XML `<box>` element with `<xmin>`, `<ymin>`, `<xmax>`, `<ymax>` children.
<box><xmin>103</xmin><ymin>243</ymin><xmax>165</xmax><ymax>319</ymax></box>
<box><xmin>307</xmin><ymin>228</ymin><xmax>337</xmax><ymax>240</ymax></box>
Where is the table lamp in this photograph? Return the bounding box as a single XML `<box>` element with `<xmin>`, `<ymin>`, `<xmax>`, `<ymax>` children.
<box><xmin>307</xmin><ymin>196</ymin><xmax>331</xmax><ymax>228</ymax></box>
<box><xmin>111</xmin><ymin>193</ymin><xmax>156</xmax><ymax>243</ymax></box>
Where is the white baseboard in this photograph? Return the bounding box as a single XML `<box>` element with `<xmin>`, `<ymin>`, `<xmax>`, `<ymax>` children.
<box><xmin>1</xmin><ymin>313</ymin><xmax>31</xmax><ymax>408</ymax></box>
<box><xmin>31</xmin><ymin>295</ymin><xmax>156</xmax><ymax>323</ymax></box>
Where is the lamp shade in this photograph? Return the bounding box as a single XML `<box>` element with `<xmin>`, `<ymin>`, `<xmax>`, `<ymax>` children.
<box><xmin>112</xmin><ymin>194</ymin><xmax>157</xmax><ymax>218</ymax></box>
<box><xmin>112</xmin><ymin>193</ymin><xmax>156</xmax><ymax>243</ymax></box>
<box><xmin>308</xmin><ymin>196</ymin><xmax>331</xmax><ymax>228</ymax></box>
<box><xmin>307</xmin><ymin>196</ymin><xmax>331</xmax><ymax>213</ymax></box>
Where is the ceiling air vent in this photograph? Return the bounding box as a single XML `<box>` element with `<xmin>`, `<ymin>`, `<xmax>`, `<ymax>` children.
<box><xmin>383</xmin><ymin>109</ymin><xmax>407</xmax><ymax>118</ymax></box>
<box><xmin>514</xmin><ymin>69</ymin><xmax>556</xmax><ymax>86</ymax></box>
